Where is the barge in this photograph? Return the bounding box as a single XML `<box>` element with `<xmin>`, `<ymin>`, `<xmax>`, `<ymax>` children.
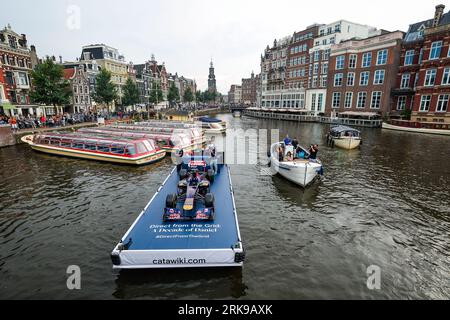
<box><xmin>111</xmin><ymin>156</ymin><xmax>245</xmax><ymax>269</ymax></box>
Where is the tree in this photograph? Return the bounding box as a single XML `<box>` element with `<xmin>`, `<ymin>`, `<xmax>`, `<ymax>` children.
<box><xmin>30</xmin><ymin>58</ymin><xmax>72</xmax><ymax>109</ymax></box>
<box><xmin>91</xmin><ymin>69</ymin><xmax>118</xmax><ymax>112</ymax></box>
<box><xmin>196</xmin><ymin>90</ymin><xmax>203</xmax><ymax>103</ymax></box>
<box><xmin>122</xmin><ymin>77</ymin><xmax>140</xmax><ymax>109</ymax></box>
<box><xmin>167</xmin><ymin>83</ymin><xmax>180</xmax><ymax>107</ymax></box>
<box><xmin>183</xmin><ymin>87</ymin><xmax>194</xmax><ymax>105</ymax></box>
<box><xmin>149</xmin><ymin>81</ymin><xmax>164</xmax><ymax>106</ymax></box>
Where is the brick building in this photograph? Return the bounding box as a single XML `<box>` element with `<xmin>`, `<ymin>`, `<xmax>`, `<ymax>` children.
<box><xmin>241</xmin><ymin>71</ymin><xmax>259</xmax><ymax>106</ymax></box>
<box><xmin>0</xmin><ymin>24</ymin><xmax>37</xmax><ymax>116</ymax></box>
<box><xmin>325</xmin><ymin>31</ymin><xmax>404</xmax><ymax>117</ymax></box>
<box><xmin>228</xmin><ymin>85</ymin><xmax>242</xmax><ymax>105</ymax></box>
<box><xmin>392</xmin><ymin>4</ymin><xmax>450</xmax><ymax>124</ymax></box>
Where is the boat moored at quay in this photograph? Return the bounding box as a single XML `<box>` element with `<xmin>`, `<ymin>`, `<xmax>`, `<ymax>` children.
<box><xmin>111</xmin><ymin>155</ymin><xmax>244</xmax><ymax>269</ymax></box>
<box><xmin>78</xmin><ymin>127</ymin><xmax>196</xmax><ymax>153</ymax></box>
<box><xmin>110</xmin><ymin>124</ymin><xmax>205</xmax><ymax>145</ymax></box>
<box><xmin>21</xmin><ymin>133</ymin><xmax>166</xmax><ymax>165</ymax></box>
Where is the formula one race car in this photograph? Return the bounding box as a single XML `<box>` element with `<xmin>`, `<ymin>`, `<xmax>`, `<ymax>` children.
<box><xmin>163</xmin><ymin>158</ymin><xmax>216</xmax><ymax>222</ymax></box>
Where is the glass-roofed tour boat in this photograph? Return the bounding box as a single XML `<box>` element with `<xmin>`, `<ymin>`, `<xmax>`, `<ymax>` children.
<box><xmin>21</xmin><ymin>133</ymin><xmax>166</xmax><ymax>165</ymax></box>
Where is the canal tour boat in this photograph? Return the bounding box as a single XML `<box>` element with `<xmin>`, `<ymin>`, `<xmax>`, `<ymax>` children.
<box><xmin>270</xmin><ymin>142</ymin><xmax>323</xmax><ymax>188</ymax></box>
<box><xmin>111</xmin><ymin>155</ymin><xmax>245</xmax><ymax>269</ymax></box>
<box><xmin>196</xmin><ymin>117</ymin><xmax>227</xmax><ymax>134</ymax></box>
<box><xmin>326</xmin><ymin>126</ymin><xmax>362</xmax><ymax>150</ymax></box>
<box><xmin>21</xmin><ymin>133</ymin><xmax>166</xmax><ymax>165</ymax></box>
<box><xmin>78</xmin><ymin>127</ymin><xmax>195</xmax><ymax>153</ymax></box>
<box><xmin>111</xmin><ymin>123</ymin><xmax>205</xmax><ymax>145</ymax></box>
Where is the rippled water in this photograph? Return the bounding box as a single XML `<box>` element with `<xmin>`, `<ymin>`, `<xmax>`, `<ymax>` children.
<box><xmin>0</xmin><ymin>114</ymin><xmax>449</xmax><ymax>299</ymax></box>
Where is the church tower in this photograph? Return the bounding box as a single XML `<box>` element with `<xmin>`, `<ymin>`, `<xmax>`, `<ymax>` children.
<box><xmin>208</xmin><ymin>60</ymin><xmax>217</xmax><ymax>93</ymax></box>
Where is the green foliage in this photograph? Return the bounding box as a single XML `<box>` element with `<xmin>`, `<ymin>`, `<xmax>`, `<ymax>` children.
<box><xmin>122</xmin><ymin>77</ymin><xmax>140</xmax><ymax>107</ymax></box>
<box><xmin>92</xmin><ymin>69</ymin><xmax>118</xmax><ymax>107</ymax></box>
<box><xmin>167</xmin><ymin>83</ymin><xmax>180</xmax><ymax>105</ymax></box>
<box><xmin>30</xmin><ymin>58</ymin><xmax>72</xmax><ymax>107</ymax></box>
<box><xmin>195</xmin><ymin>90</ymin><xmax>217</xmax><ymax>103</ymax></box>
<box><xmin>401</xmin><ymin>108</ymin><xmax>412</xmax><ymax>120</ymax></box>
<box><xmin>149</xmin><ymin>81</ymin><xmax>164</xmax><ymax>105</ymax></box>
<box><xmin>183</xmin><ymin>87</ymin><xmax>194</xmax><ymax>103</ymax></box>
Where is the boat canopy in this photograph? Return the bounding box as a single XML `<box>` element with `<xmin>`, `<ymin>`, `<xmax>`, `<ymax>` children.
<box><xmin>330</xmin><ymin>126</ymin><xmax>361</xmax><ymax>134</ymax></box>
<box><xmin>198</xmin><ymin>117</ymin><xmax>222</xmax><ymax>123</ymax></box>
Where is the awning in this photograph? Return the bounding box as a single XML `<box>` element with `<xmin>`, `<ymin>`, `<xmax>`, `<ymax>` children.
<box><xmin>339</xmin><ymin>111</ymin><xmax>379</xmax><ymax>117</ymax></box>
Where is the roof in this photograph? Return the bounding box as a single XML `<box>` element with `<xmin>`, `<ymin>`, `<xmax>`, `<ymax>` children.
<box><xmin>405</xmin><ymin>9</ymin><xmax>450</xmax><ymax>41</ymax></box>
<box><xmin>63</xmin><ymin>68</ymin><xmax>76</xmax><ymax>80</ymax></box>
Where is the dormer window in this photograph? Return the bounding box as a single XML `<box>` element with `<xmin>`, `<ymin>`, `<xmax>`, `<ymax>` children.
<box><xmin>8</xmin><ymin>35</ymin><xmax>17</xmax><ymax>49</ymax></box>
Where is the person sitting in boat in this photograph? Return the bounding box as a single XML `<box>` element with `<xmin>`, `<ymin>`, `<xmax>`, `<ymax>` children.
<box><xmin>278</xmin><ymin>146</ymin><xmax>284</xmax><ymax>162</ymax></box>
<box><xmin>283</xmin><ymin>135</ymin><xmax>292</xmax><ymax>146</ymax></box>
<box><xmin>308</xmin><ymin>144</ymin><xmax>319</xmax><ymax>160</ymax></box>
<box><xmin>286</xmin><ymin>151</ymin><xmax>293</xmax><ymax>162</ymax></box>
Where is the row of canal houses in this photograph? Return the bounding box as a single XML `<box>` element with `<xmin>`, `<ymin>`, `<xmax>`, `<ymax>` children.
<box><xmin>0</xmin><ymin>29</ymin><xmax>196</xmax><ymax>117</ymax></box>
<box><xmin>260</xmin><ymin>4</ymin><xmax>450</xmax><ymax>124</ymax></box>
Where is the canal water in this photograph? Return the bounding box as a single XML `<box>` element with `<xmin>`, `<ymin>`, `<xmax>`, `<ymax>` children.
<box><xmin>0</xmin><ymin>114</ymin><xmax>449</xmax><ymax>299</ymax></box>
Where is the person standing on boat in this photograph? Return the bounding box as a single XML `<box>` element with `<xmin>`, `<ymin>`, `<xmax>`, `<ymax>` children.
<box><xmin>208</xmin><ymin>137</ymin><xmax>218</xmax><ymax>174</ymax></box>
<box><xmin>308</xmin><ymin>144</ymin><xmax>319</xmax><ymax>160</ymax></box>
<box><xmin>176</xmin><ymin>148</ymin><xmax>184</xmax><ymax>172</ymax></box>
<box><xmin>292</xmin><ymin>137</ymin><xmax>299</xmax><ymax>150</ymax></box>
<box><xmin>284</xmin><ymin>134</ymin><xmax>292</xmax><ymax>146</ymax></box>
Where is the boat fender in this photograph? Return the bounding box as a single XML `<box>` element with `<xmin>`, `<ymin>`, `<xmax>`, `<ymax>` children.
<box><xmin>111</xmin><ymin>252</ymin><xmax>121</xmax><ymax>266</ymax></box>
<box><xmin>234</xmin><ymin>251</ymin><xmax>246</xmax><ymax>263</ymax></box>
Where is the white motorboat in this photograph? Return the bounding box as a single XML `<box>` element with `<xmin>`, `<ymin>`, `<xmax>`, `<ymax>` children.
<box><xmin>270</xmin><ymin>142</ymin><xmax>323</xmax><ymax>188</ymax></box>
<box><xmin>232</xmin><ymin>111</ymin><xmax>242</xmax><ymax>118</ymax></box>
<box><xmin>326</xmin><ymin>126</ymin><xmax>362</xmax><ymax>150</ymax></box>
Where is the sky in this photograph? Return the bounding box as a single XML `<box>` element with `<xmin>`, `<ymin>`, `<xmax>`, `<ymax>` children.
<box><xmin>0</xmin><ymin>0</ymin><xmax>445</xmax><ymax>94</ymax></box>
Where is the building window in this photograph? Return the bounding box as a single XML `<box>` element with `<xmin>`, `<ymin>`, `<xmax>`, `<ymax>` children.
<box><xmin>400</xmin><ymin>74</ymin><xmax>410</xmax><ymax>88</ymax></box>
<box><xmin>17</xmin><ymin>72</ymin><xmax>29</xmax><ymax>86</ymax></box>
<box><xmin>344</xmin><ymin>92</ymin><xmax>353</xmax><ymax>108</ymax></box>
<box><xmin>419</xmin><ymin>95</ymin><xmax>431</xmax><ymax>112</ymax></box>
<box><xmin>374</xmin><ymin>70</ymin><xmax>385</xmax><ymax>85</ymax></box>
<box><xmin>349</xmin><ymin>54</ymin><xmax>357</xmax><ymax>69</ymax></box>
<box><xmin>322</xmin><ymin>62</ymin><xmax>328</xmax><ymax>74</ymax></box>
<box><xmin>332</xmin><ymin>92</ymin><xmax>341</xmax><ymax>108</ymax></box>
<box><xmin>357</xmin><ymin>92</ymin><xmax>367</xmax><ymax>108</ymax></box>
<box><xmin>404</xmin><ymin>50</ymin><xmax>414</xmax><ymax>66</ymax></box>
<box><xmin>436</xmin><ymin>94</ymin><xmax>449</xmax><ymax>112</ymax></box>
<box><xmin>313</xmin><ymin>63</ymin><xmax>319</xmax><ymax>75</ymax></box>
<box><xmin>311</xmin><ymin>93</ymin><xmax>316</xmax><ymax>111</ymax></box>
<box><xmin>360</xmin><ymin>71</ymin><xmax>370</xmax><ymax>86</ymax></box>
<box><xmin>314</xmin><ymin>51</ymin><xmax>320</xmax><ymax>62</ymax></box>
<box><xmin>424</xmin><ymin>69</ymin><xmax>437</xmax><ymax>86</ymax></box>
<box><xmin>323</xmin><ymin>49</ymin><xmax>330</xmax><ymax>61</ymax></box>
<box><xmin>312</xmin><ymin>76</ymin><xmax>318</xmax><ymax>88</ymax></box>
<box><xmin>347</xmin><ymin>72</ymin><xmax>355</xmax><ymax>86</ymax></box>
<box><xmin>429</xmin><ymin>41</ymin><xmax>442</xmax><ymax>60</ymax></box>
<box><xmin>442</xmin><ymin>68</ymin><xmax>450</xmax><ymax>85</ymax></box>
<box><xmin>418</xmin><ymin>48</ymin><xmax>424</xmax><ymax>64</ymax></box>
<box><xmin>336</xmin><ymin>55</ymin><xmax>345</xmax><ymax>70</ymax></box>
<box><xmin>371</xmin><ymin>92</ymin><xmax>382</xmax><ymax>109</ymax></box>
<box><xmin>321</xmin><ymin>75</ymin><xmax>328</xmax><ymax>88</ymax></box>
<box><xmin>377</xmin><ymin>50</ymin><xmax>388</xmax><ymax>65</ymax></box>
<box><xmin>334</xmin><ymin>73</ymin><xmax>343</xmax><ymax>87</ymax></box>
<box><xmin>317</xmin><ymin>93</ymin><xmax>323</xmax><ymax>111</ymax></box>
<box><xmin>362</xmin><ymin>52</ymin><xmax>372</xmax><ymax>68</ymax></box>
<box><xmin>397</xmin><ymin>96</ymin><xmax>406</xmax><ymax>110</ymax></box>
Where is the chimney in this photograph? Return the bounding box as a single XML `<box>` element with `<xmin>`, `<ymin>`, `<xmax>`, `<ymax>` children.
<box><xmin>433</xmin><ymin>4</ymin><xmax>445</xmax><ymax>27</ymax></box>
<box><xmin>59</xmin><ymin>55</ymin><xmax>62</xmax><ymax>64</ymax></box>
<box><xmin>30</xmin><ymin>45</ymin><xmax>36</xmax><ymax>52</ymax></box>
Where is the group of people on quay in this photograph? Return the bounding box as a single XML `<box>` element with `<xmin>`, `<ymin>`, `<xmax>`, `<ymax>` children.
<box><xmin>278</xmin><ymin>134</ymin><xmax>319</xmax><ymax>162</ymax></box>
<box><xmin>0</xmin><ymin>113</ymin><xmax>98</xmax><ymax>132</ymax></box>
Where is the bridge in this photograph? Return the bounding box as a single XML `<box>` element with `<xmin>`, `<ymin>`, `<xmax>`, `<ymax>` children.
<box><xmin>230</xmin><ymin>105</ymin><xmax>249</xmax><ymax>113</ymax></box>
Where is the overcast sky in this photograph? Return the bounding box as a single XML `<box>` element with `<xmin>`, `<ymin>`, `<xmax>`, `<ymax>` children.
<box><xmin>0</xmin><ymin>0</ymin><xmax>445</xmax><ymax>93</ymax></box>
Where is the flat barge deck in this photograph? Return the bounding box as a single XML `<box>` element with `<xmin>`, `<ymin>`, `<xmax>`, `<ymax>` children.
<box><xmin>111</xmin><ymin>164</ymin><xmax>245</xmax><ymax>269</ymax></box>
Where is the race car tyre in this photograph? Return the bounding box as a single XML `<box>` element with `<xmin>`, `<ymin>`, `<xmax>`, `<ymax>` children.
<box><xmin>179</xmin><ymin>169</ymin><xmax>187</xmax><ymax>180</ymax></box>
<box><xmin>206</xmin><ymin>169</ymin><xmax>215</xmax><ymax>183</ymax></box>
<box><xmin>205</xmin><ymin>193</ymin><xmax>215</xmax><ymax>208</ymax></box>
<box><xmin>166</xmin><ymin>194</ymin><xmax>177</xmax><ymax>208</ymax></box>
